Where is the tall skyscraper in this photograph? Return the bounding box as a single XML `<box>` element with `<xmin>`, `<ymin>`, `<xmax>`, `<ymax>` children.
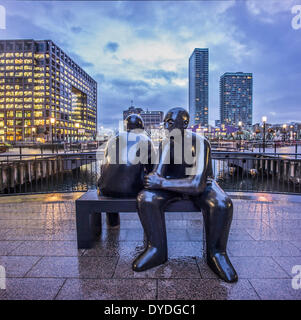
<box><xmin>0</xmin><ymin>39</ymin><xmax>97</xmax><ymax>142</ymax></box>
<box><xmin>189</xmin><ymin>48</ymin><xmax>209</xmax><ymax>126</ymax></box>
<box><xmin>220</xmin><ymin>72</ymin><xmax>253</xmax><ymax>127</ymax></box>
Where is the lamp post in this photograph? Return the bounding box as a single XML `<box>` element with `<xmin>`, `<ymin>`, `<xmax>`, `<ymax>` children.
<box><xmin>238</xmin><ymin>121</ymin><xmax>242</xmax><ymax>150</ymax></box>
<box><xmin>282</xmin><ymin>124</ymin><xmax>287</xmax><ymax>142</ymax></box>
<box><xmin>50</xmin><ymin>117</ymin><xmax>56</xmax><ymax>152</ymax></box>
<box><xmin>262</xmin><ymin>116</ymin><xmax>267</xmax><ymax>153</ymax></box>
<box><xmin>290</xmin><ymin>125</ymin><xmax>294</xmax><ymax>142</ymax></box>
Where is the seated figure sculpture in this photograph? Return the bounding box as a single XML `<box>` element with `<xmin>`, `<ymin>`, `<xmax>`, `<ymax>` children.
<box><xmin>98</xmin><ymin>114</ymin><xmax>155</xmax><ymax>227</ymax></box>
<box><xmin>132</xmin><ymin>107</ymin><xmax>238</xmax><ymax>283</ymax></box>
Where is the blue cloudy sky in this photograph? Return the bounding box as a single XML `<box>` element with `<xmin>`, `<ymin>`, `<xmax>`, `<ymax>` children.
<box><xmin>1</xmin><ymin>0</ymin><xmax>301</xmax><ymax>129</ymax></box>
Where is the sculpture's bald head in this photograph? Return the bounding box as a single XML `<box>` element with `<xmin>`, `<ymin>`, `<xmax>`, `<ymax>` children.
<box><xmin>164</xmin><ymin>107</ymin><xmax>190</xmax><ymax>132</ymax></box>
<box><xmin>125</xmin><ymin>114</ymin><xmax>144</xmax><ymax>131</ymax></box>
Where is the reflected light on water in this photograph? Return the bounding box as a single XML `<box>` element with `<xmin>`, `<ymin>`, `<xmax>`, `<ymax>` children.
<box><xmin>257</xmin><ymin>194</ymin><xmax>273</xmax><ymax>202</ymax></box>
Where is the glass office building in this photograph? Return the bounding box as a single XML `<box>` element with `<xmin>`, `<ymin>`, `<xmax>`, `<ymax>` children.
<box><xmin>220</xmin><ymin>72</ymin><xmax>253</xmax><ymax>127</ymax></box>
<box><xmin>189</xmin><ymin>48</ymin><xmax>209</xmax><ymax>127</ymax></box>
<box><xmin>0</xmin><ymin>39</ymin><xmax>97</xmax><ymax>142</ymax></box>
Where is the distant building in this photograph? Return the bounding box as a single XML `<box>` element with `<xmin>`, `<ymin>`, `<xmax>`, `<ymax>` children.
<box><xmin>0</xmin><ymin>39</ymin><xmax>97</xmax><ymax>142</ymax></box>
<box><xmin>220</xmin><ymin>72</ymin><xmax>253</xmax><ymax>127</ymax></box>
<box><xmin>190</xmin><ymin>123</ymin><xmax>237</xmax><ymax>138</ymax></box>
<box><xmin>123</xmin><ymin>106</ymin><xmax>163</xmax><ymax>129</ymax></box>
<box><xmin>215</xmin><ymin>120</ymin><xmax>221</xmax><ymax>128</ymax></box>
<box><xmin>123</xmin><ymin>106</ymin><xmax>143</xmax><ymax>120</ymax></box>
<box><xmin>189</xmin><ymin>48</ymin><xmax>209</xmax><ymax>127</ymax></box>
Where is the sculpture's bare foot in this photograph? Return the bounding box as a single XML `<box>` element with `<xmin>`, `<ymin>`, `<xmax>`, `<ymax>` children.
<box><xmin>207</xmin><ymin>252</ymin><xmax>238</xmax><ymax>283</ymax></box>
<box><xmin>132</xmin><ymin>246</ymin><xmax>167</xmax><ymax>272</ymax></box>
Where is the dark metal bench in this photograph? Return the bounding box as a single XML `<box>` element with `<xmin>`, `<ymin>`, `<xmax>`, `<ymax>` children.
<box><xmin>76</xmin><ymin>190</ymin><xmax>200</xmax><ymax>249</ymax></box>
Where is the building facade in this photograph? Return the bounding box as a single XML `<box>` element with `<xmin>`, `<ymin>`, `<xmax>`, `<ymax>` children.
<box><xmin>0</xmin><ymin>39</ymin><xmax>97</xmax><ymax>142</ymax></box>
<box><xmin>220</xmin><ymin>72</ymin><xmax>253</xmax><ymax>127</ymax></box>
<box><xmin>123</xmin><ymin>106</ymin><xmax>164</xmax><ymax>130</ymax></box>
<box><xmin>189</xmin><ymin>48</ymin><xmax>209</xmax><ymax>127</ymax></box>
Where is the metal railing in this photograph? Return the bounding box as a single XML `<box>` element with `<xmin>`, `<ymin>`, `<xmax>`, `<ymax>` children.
<box><xmin>0</xmin><ymin>151</ymin><xmax>300</xmax><ymax>196</ymax></box>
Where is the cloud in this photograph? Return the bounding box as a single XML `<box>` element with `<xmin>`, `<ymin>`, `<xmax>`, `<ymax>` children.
<box><xmin>110</xmin><ymin>78</ymin><xmax>151</xmax><ymax>97</ymax></box>
<box><xmin>104</xmin><ymin>41</ymin><xmax>119</xmax><ymax>54</ymax></box>
<box><xmin>143</xmin><ymin>69</ymin><xmax>178</xmax><ymax>83</ymax></box>
<box><xmin>71</xmin><ymin>26</ymin><xmax>82</xmax><ymax>34</ymax></box>
<box><xmin>246</xmin><ymin>0</ymin><xmax>298</xmax><ymax>23</ymax></box>
<box><xmin>67</xmin><ymin>51</ymin><xmax>94</xmax><ymax>69</ymax></box>
<box><xmin>2</xmin><ymin>0</ymin><xmax>301</xmax><ymax>128</ymax></box>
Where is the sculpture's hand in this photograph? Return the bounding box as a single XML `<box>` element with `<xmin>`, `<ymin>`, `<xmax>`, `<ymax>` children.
<box><xmin>144</xmin><ymin>173</ymin><xmax>162</xmax><ymax>190</ymax></box>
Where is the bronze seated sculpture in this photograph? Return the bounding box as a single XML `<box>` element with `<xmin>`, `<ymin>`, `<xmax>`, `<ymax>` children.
<box><xmin>98</xmin><ymin>114</ymin><xmax>155</xmax><ymax>226</ymax></box>
<box><xmin>132</xmin><ymin>107</ymin><xmax>238</xmax><ymax>283</ymax></box>
<box><xmin>98</xmin><ymin>108</ymin><xmax>237</xmax><ymax>283</ymax></box>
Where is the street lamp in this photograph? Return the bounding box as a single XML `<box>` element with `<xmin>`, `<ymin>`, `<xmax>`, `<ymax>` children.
<box><xmin>238</xmin><ymin>121</ymin><xmax>242</xmax><ymax>150</ymax></box>
<box><xmin>262</xmin><ymin>116</ymin><xmax>267</xmax><ymax>153</ymax></box>
<box><xmin>50</xmin><ymin>117</ymin><xmax>56</xmax><ymax>151</ymax></box>
<box><xmin>282</xmin><ymin>124</ymin><xmax>287</xmax><ymax>142</ymax></box>
<box><xmin>290</xmin><ymin>125</ymin><xmax>294</xmax><ymax>141</ymax></box>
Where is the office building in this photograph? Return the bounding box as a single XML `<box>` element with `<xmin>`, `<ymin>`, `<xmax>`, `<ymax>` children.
<box><xmin>123</xmin><ymin>106</ymin><xmax>163</xmax><ymax>130</ymax></box>
<box><xmin>220</xmin><ymin>72</ymin><xmax>253</xmax><ymax>127</ymax></box>
<box><xmin>189</xmin><ymin>48</ymin><xmax>209</xmax><ymax>126</ymax></box>
<box><xmin>0</xmin><ymin>39</ymin><xmax>97</xmax><ymax>142</ymax></box>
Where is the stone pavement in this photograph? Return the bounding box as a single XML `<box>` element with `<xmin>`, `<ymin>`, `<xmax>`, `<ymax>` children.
<box><xmin>0</xmin><ymin>192</ymin><xmax>301</xmax><ymax>300</ymax></box>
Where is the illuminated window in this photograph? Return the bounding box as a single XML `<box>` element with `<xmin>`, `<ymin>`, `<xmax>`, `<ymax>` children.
<box><xmin>34</xmin><ymin>119</ymin><xmax>44</xmax><ymax>125</ymax></box>
<box><xmin>6</xmin><ymin>111</ymin><xmax>14</xmax><ymax>117</ymax></box>
<box><xmin>34</xmin><ymin>111</ymin><xmax>43</xmax><ymax>117</ymax></box>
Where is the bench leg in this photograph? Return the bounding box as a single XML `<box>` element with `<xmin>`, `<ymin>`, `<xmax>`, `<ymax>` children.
<box><xmin>106</xmin><ymin>212</ymin><xmax>120</xmax><ymax>227</ymax></box>
<box><xmin>76</xmin><ymin>202</ymin><xmax>99</xmax><ymax>249</ymax></box>
<box><xmin>94</xmin><ymin>212</ymin><xmax>102</xmax><ymax>237</ymax></box>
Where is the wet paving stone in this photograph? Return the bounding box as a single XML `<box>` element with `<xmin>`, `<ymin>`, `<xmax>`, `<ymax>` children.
<box><xmin>9</xmin><ymin>240</ymin><xmax>83</xmax><ymax>257</ymax></box>
<box><xmin>0</xmin><ymin>256</ymin><xmax>41</xmax><ymax>277</ymax></box>
<box><xmin>0</xmin><ymin>278</ymin><xmax>65</xmax><ymax>300</ymax></box>
<box><xmin>56</xmin><ymin>278</ymin><xmax>157</xmax><ymax>300</ymax></box>
<box><xmin>250</xmin><ymin>279</ymin><xmax>301</xmax><ymax>300</ymax></box>
<box><xmin>0</xmin><ymin>241</ymin><xmax>24</xmax><ymax>255</ymax></box>
<box><xmin>157</xmin><ymin>279</ymin><xmax>259</xmax><ymax>300</ymax></box>
<box><xmin>227</xmin><ymin>240</ymin><xmax>301</xmax><ymax>257</ymax></box>
<box><xmin>224</xmin><ymin>257</ymin><xmax>290</xmax><ymax>279</ymax></box>
<box><xmin>26</xmin><ymin>256</ymin><xmax>119</xmax><ymax>278</ymax></box>
<box><xmin>272</xmin><ymin>256</ymin><xmax>301</xmax><ymax>277</ymax></box>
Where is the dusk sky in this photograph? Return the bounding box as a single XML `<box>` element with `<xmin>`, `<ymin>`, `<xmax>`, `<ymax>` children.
<box><xmin>1</xmin><ymin>0</ymin><xmax>301</xmax><ymax>129</ymax></box>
